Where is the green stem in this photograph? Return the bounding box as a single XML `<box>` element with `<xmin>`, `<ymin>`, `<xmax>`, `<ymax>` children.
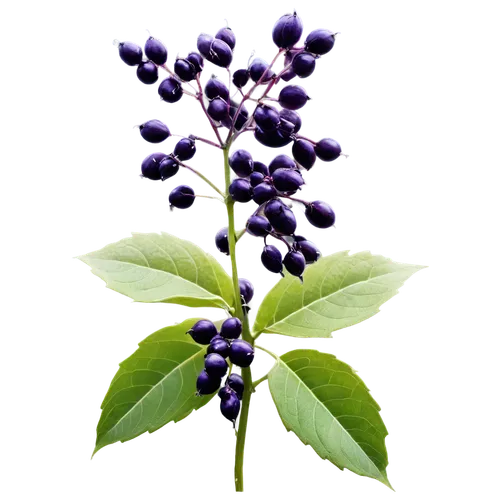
<box><xmin>252</xmin><ymin>373</ymin><xmax>268</xmax><ymax>390</ymax></box>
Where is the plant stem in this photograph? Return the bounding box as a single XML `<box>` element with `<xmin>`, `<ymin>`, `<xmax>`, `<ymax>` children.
<box><xmin>177</xmin><ymin>160</ymin><xmax>225</xmax><ymax>197</ymax></box>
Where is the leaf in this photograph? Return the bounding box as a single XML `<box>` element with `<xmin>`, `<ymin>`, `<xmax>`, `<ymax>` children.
<box><xmin>268</xmin><ymin>349</ymin><xmax>392</xmax><ymax>488</ymax></box>
<box><xmin>254</xmin><ymin>251</ymin><xmax>424</xmax><ymax>337</ymax></box>
<box><xmin>93</xmin><ymin>319</ymin><xmax>217</xmax><ymax>455</ymax></box>
<box><xmin>78</xmin><ymin>232</ymin><xmax>234</xmax><ymax>310</ymax></box>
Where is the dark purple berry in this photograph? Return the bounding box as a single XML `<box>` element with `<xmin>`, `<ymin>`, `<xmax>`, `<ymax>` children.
<box><xmin>292</xmin><ymin>139</ymin><xmax>316</xmax><ymax>169</ymax></box>
<box><xmin>250</xmin><ymin>172</ymin><xmax>265</xmax><ymax>187</ymax></box>
<box><xmin>220</xmin><ymin>390</ymin><xmax>241</xmax><ymax>424</ymax></box>
<box><xmin>173</xmin><ymin>137</ymin><xmax>196</xmax><ymax>161</ymax></box>
<box><xmin>196</xmin><ymin>370</ymin><xmax>221</xmax><ymax>395</ymax></box>
<box><xmin>280</xmin><ymin>52</ymin><xmax>297</xmax><ymax>82</ymax></box>
<box><xmin>249</xmin><ymin>58</ymin><xmax>275</xmax><ymax>83</ymax></box>
<box><xmin>305</xmin><ymin>29</ymin><xmax>336</xmax><ymax>55</ymax></box>
<box><xmin>283</xmin><ymin>250</ymin><xmax>306</xmax><ymax>277</ymax></box>
<box><xmin>278</xmin><ymin>119</ymin><xmax>296</xmax><ymax>138</ymax></box>
<box><xmin>254</xmin><ymin>126</ymin><xmax>293</xmax><ymax>148</ymax></box>
<box><xmin>269</xmin><ymin>154</ymin><xmax>296</xmax><ymax>174</ymax></box>
<box><xmin>215</xmin><ymin>227</ymin><xmax>230</xmax><ymax>255</ymax></box>
<box><xmin>292</xmin><ymin>52</ymin><xmax>316</xmax><ymax>78</ymax></box>
<box><xmin>252</xmin><ymin>182</ymin><xmax>277</xmax><ymax>205</ymax></box>
<box><xmin>305</xmin><ymin>201</ymin><xmax>335</xmax><ymax>228</ymax></box>
<box><xmin>169</xmin><ymin>185</ymin><xmax>195</xmax><ymax>209</ymax></box>
<box><xmin>229</xmin><ymin>149</ymin><xmax>253</xmax><ymax>177</ymax></box>
<box><xmin>254</xmin><ymin>105</ymin><xmax>280</xmax><ymax>132</ymax></box>
<box><xmin>229</xmin><ymin>339</ymin><xmax>255</xmax><ymax>367</ymax></box>
<box><xmin>118</xmin><ymin>41</ymin><xmax>143</xmax><ymax>66</ymax></box>
<box><xmin>158</xmin><ymin>157</ymin><xmax>179</xmax><ymax>180</ymax></box>
<box><xmin>145</xmin><ymin>37</ymin><xmax>167</xmax><ymax>65</ymax></box>
<box><xmin>220</xmin><ymin>317</ymin><xmax>242</xmax><ymax>340</ymax></box>
<box><xmin>208</xmin><ymin>335</ymin><xmax>230</xmax><ymax>358</ymax></box>
<box><xmin>261</xmin><ymin>245</ymin><xmax>284</xmax><ymax>274</ymax></box>
<box><xmin>218</xmin><ymin>384</ymin><xmax>234</xmax><ymax>400</ymax></box>
<box><xmin>141</xmin><ymin>152</ymin><xmax>167</xmax><ymax>180</ymax></box>
<box><xmin>174</xmin><ymin>58</ymin><xmax>196</xmax><ymax>81</ymax></box>
<box><xmin>197</xmin><ymin>34</ymin><xmax>233</xmax><ymax>68</ymax></box>
<box><xmin>158</xmin><ymin>77</ymin><xmax>183</xmax><ymax>103</ymax></box>
<box><xmin>239</xmin><ymin>278</ymin><xmax>254</xmax><ymax>304</ymax></box>
<box><xmin>233</xmin><ymin>69</ymin><xmax>249</xmax><ymax>88</ymax></box>
<box><xmin>207</xmin><ymin>97</ymin><xmax>229</xmax><ymax>121</ymax></box>
<box><xmin>226</xmin><ymin>373</ymin><xmax>244</xmax><ymax>399</ymax></box>
<box><xmin>204</xmin><ymin>76</ymin><xmax>230</xmax><ymax>101</ymax></box>
<box><xmin>279</xmin><ymin>109</ymin><xmax>302</xmax><ymax>133</ymax></box>
<box><xmin>294</xmin><ymin>237</ymin><xmax>321</xmax><ymax>263</ymax></box>
<box><xmin>279</xmin><ymin>85</ymin><xmax>310</xmax><ymax>110</ymax></box>
<box><xmin>271</xmin><ymin>168</ymin><xmax>304</xmax><ymax>192</ymax></box>
<box><xmin>188</xmin><ymin>319</ymin><xmax>218</xmax><ymax>344</ymax></box>
<box><xmin>222</xmin><ymin>100</ymin><xmax>249</xmax><ymax>131</ymax></box>
<box><xmin>136</xmin><ymin>61</ymin><xmax>159</xmax><ymax>84</ymax></box>
<box><xmin>246</xmin><ymin>215</ymin><xmax>272</xmax><ymax>237</ymax></box>
<box><xmin>253</xmin><ymin>161</ymin><xmax>269</xmax><ymax>176</ymax></box>
<box><xmin>139</xmin><ymin>119</ymin><xmax>170</xmax><ymax>143</ymax></box>
<box><xmin>315</xmin><ymin>138</ymin><xmax>342</xmax><ymax>161</ymax></box>
<box><xmin>229</xmin><ymin>178</ymin><xmax>253</xmax><ymax>203</ymax></box>
<box><xmin>272</xmin><ymin>12</ymin><xmax>303</xmax><ymax>48</ymax></box>
<box><xmin>215</xmin><ymin>27</ymin><xmax>236</xmax><ymax>50</ymax></box>
<box><xmin>186</xmin><ymin>52</ymin><xmax>204</xmax><ymax>73</ymax></box>
<box><xmin>205</xmin><ymin>353</ymin><xmax>228</xmax><ymax>378</ymax></box>
<box><xmin>264</xmin><ymin>199</ymin><xmax>297</xmax><ymax>235</ymax></box>
<box><xmin>264</xmin><ymin>197</ymin><xmax>287</xmax><ymax>216</ymax></box>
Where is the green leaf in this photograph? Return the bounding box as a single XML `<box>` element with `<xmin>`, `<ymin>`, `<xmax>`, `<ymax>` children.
<box><xmin>78</xmin><ymin>232</ymin><xmax>234</xmax><ymax>310</ymax></box>
<box><xmin>268</xmin><ymin>349</ymin><xmax>392</xmax><ymax>488</ymax></box>
<box><xmin>254</xmin><ymin>251</ymin><xmax>424</xmax><ymax>337</ymax></box>
<box><xmin>93</xmin><ymin>319</ymin><xmax>217</xmax><ymax>455</ymax></box>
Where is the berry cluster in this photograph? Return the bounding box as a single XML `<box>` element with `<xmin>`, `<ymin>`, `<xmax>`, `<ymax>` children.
<box><xmin>189</xmin><ymin>315</ymin><xmax>254</xmax><ymax>426</ymax></box>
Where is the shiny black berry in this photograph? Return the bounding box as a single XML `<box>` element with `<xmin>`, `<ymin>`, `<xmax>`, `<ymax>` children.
<box><xmin>186</xmin><ymin>52</ymin><xmax>204</xmax><ymax>73</ymax></box>
<box><xmin>188</xmin><ymin>319</ymin><xmax>218</xmax><ymax>344</ymax></box>
<box><xmin>250</xmin><ymin>172</ymin><xmax>265</xmax><ymax>187</ymax></box>
<box><xmin>229</xmin><ymin>149</ymin><xmax>253</xmax><ymax>177</ymax></box>
<box><xmin>215</xmin><ymin>227</ymin><xmax>230</xmax><ymax>255</ymax></box>
<box><xmin>294</xmin><ymin>237</ymin><xmax>321</xmax><ymax>263</ymax></box>
<box><xmin>158</xmin><ymin>157</ymin><xmax>179</xmax><ymax>180</ymax></box>
<box><xmin>283</xmin><ymin>250</ymin><xmax>306</xmax><ymax>277</ymax></box>
<box><xmin>246</xmin><ymin>215</ymin><xmax>272</xmax><ymax>237</ymax></box>
<box><xmin>261</xmin><ymin>245</ymin><xmax>284</xmax><ymax>274</ymax></box>
<box><xmin>145</xmin><ymin>37</ymin><xmax>167</xmax><ymax>65</ymax></box>
<box><xmin>292</xmin><ymin>52</ymin><xmax>316</xmax><ymax>78</ymax></box>
<box><xmin>139</xmin><ymin>119</ymin><xmax>170</xmax><ymax>143</ymax></box>
<box><xmin>158</xmin><ymin>77</ymin><xmax>183</xmax><ymax>103</ymax></box>
<box><xmin>269</xmin><ymin>155</ymin><xmax>296</xmax><ymax>174</ymax></box>
<box><xmin>208</xmin><ymin>335</ymin><xmax>230</xmax><ymax>358</ymax></box>
<box><xmin>169</xmin><ymin>185</ymin><xmax>195</xmax><ymax>209</ymax></box>
<box><xmin>229</xmin><ymin>178</ymin><xmax>253</xmax><ymax>203</ymax></box>
<box><xmin>305</xmin><ymin>201</ymin><xmax>335</xmax><ymax>228</ymax></box>
<box><xmin>272</xmin><ymin>12</ymin><xmax>303</xmax><ymax>48</ymax></box>
<box><xmin>233</xmin><ymin>69</ymin><xmax>249</xmax><ymax>88</ymax></box>
<box><xmin>220</xmin><ymin>389</ymin><xmax>241</xmax><ymax>424</ymax></box>
<box><xmin>215</xmin><ymin>27</ymin><xmax>236</xmax><ymax>50</ymax></box>
<box><xmin>204</xmin><ymin>76</ymin><xmax>230</xmax><ymax>101</ymax></box>
<box><xmin>239</xmin><ymin>278</ymin><xmax>254</xmax><ymax>304</ymax></box>
<box><xmin>220</xmin><ymin>317</ymin><xmax>242</xmax><ymax>340</ymax></box>
<box><xmin>118</xmin><ymin>41</ymin><xmax>143</xmax><ymax>66</ymax></box>
<box><xmin>229</xmin><ymin>340</ymin><xmax>255</xmax><ymax>367</ymax></box>
<box><xmin>315</xmin><ymin>138</ymin><xmax>342</xmax><ymax>161</ymax></box>
<box><xmin>254</xmin><ymin>105</ymin><xmax>280</xmax><ymax>132</ymax></box>
<box><xmin>264</xmin><ymin>199</ymin><xmax>297</xmax><ymax>234</ymax></box>
<box><xmin>197</xmin><ymin>34</ymin><xmax>233</xmax><ymax>68</ymax></box>
<box><xmin>253</xmin><ymin>161</ymin><xmax>269</xmax><ymax>176</ymax></box>
<box><xmin>196</xmin><ymin>370</ymin><xmax>221</xmax><ymax>395</ymax></box>
<box><xmin>174</xmin><ymin>58</ymin><xmax>196</xmax><ymax>81</ymax></box>
<box><xmin>292</xmin><ymin>139</ymin><xmax>316</xmax><ymax>169</ymax></box>
<box><xmin>271</xmin><ymin>168</ymin><xmax>304</xmax><ymax>192</ymax></box>
<box><xmin>207</xmin><ymin>97</ymin><xmax>229</xmax><ymax>121</ymax></box>
<box><xmin>226</xmin><ymin>373</ymin><xmax>244</xmax><ymax>399</ymax></box>
<box><xmin>279</xmin><ymin>85</ymin><xmax>310</xmax><ymax>110</ymax></box>
<box><xmin>173</xmin><ymin>137</ymin><xmax>196</xmax><ymax>161</ymax></box>
<box><xmin>136</xmin><ymin>61</ymin><xmax>159</xmax><ymax>84</ymax></box>
<box><xmin>141</xmin><ymin>152</ymin><xmax>167</xmax><ymax>180</ymax></box>
<box><xmin>305</xmin><ymin>29</ymin><xmax>336</xmax><ymax>55</ymax></box>
<box><xmin>254</xmin><ymin>126</ymin><xmax>293</xmax><ymax>148</ymax></box>
<box><xmin>252</xmin><ymin>182</ymin><xmax>277</xmax><ymax>205</ymax></box>
<box><xmin>205</xmin><ymin>353</ymin><xmax>228</xmax><ymax>378</ymax></box>
<box><xmin>249</xmin><ymin>58</ymin><xmax>274</xmax><ymax>83</ymax></box>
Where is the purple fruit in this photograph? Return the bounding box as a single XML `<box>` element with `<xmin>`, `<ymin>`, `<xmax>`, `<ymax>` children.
<box><xmin>253</xmin><ymin>161</ymin><xmax>269</xmax><ymax>176</ymax></box>
<box><xmin>249</xmin><ymin>58</ymin><xmax>275</xmax><ymax>83</ymax></box>
<box><xmin>215</xmin><ymin>227</ymin><xmax>230</xmax><ymax>255</ymax></box>
<box><xmin>118</xmin><ymin>41</ymin><xmax>143</xmax><ymax>66</ymax></box>
<box><xmin>208</xmin><ymin>335</ymin><xmax>230</xmax><ymax>358</ymax></box>
<box><xmin>239</xmin><ymin>278</ymin><xmax>254</xmax><ymax>304</ymax></box>
<box><xmin>169</xmin><ymin>185</ymin><xmax>195</xmax><ymax>209</ymax></box>
<box><xmin>173</xmin><ymin>137</ymin><xmax>196</xmax><ymax>161</ymax></box>
<box><xmin>136</xmin><ymin>61</ymin><xmax>158</xmax><ymax>84</ymax></box>
<box><xmin>279</xmin><ymin>85</ymin><xmax>310</xmax><ymax>110</ymax></box>
<box><xmin>292</xmin><ymin>52</ymin><xmax>316</xmax><ymax>78</ymax></box>
<box><xmin>139</xmin><ymin>119</ymin><xmax>170</xmax><ymax>143</ymax></box>
<box><xmin>205</xmin><ymin>353</ymin><xmax>228</xmax><ymax>378</ymax></box>
<box><xmin>141</xmin><ymin>152</ymin><xmax>167</xmax><ymax>180</ymax></box>
<box><xmin>279</xmin><ymin>109</ymin><xmax>302</xmax><ymax>133</ymax></box>
<box><xmin>197</xmin><ymin>33</ymin><xmax>233</xmax><ymax>68</ymax></box>
<box><xmin>271</xmin><ymin>168</ymin><xmax>304</xmax><ymax>192</ymax></box>
<box><xmin>294</xmin><ymin>237</ymin><xmax>320</xmax><ymax>263</ymax></box>
<box><xmin>305</xmin><ymin>29</ymin><xmax>336</xmax><ymax>55</ymax></box>
<box><xmin>254</xmin><ymin>105</ymin><xmax>280</xmax><ymax>132</ymax></box>
<box><xmin>269</xmin><ymin>155</ymin><xmax>296</xmax><ymax>174</ymax></box>
<box><xmin>292</xmin><ymin>139</ymin><xmax>316</xmax><ymax>169</ymax></box>
<box><xmin>220</xmin><ymin>389</ymin><xmax>241</xmax><ymax>424</ymax></box>
<box><xmin>174</xmin><ymin>58</ymin><xmax>196</xmax><ymax>81</ymax></box>
<box><xmin>220</xmin><ymin>317</ymin><xmax>242</xmax><ymax>339</ymax></box>
<box><xmin>196</xmin><ymin>370</ymin><xmax>221</xmax><ymax>395</ymax></box>
<box><xmin>250</xmin><ymin>172</ymin><xmax>265</xmax><ymax>187</ymax></box>
<box><xmin>233</xmin><ymin>69</ymin><xmax>249</xmax><ymax>88</ymax></box>
<box><xmin>315</xmin><ymin>138</ymin><xmax>342</xmax><ymax>161</ymax></box>
<box><xmin>229</xmin><ymin>149</ymin><xmax>253</xmax><ymax>177</ymax></box>
<box><xmin>158</xmin><ymin>77</ymin><xmax>183</xmax><ymax>103</ymax></box>
<box><xmin>229</xmin><ymin>178</ymin><xmax>253</xmax><ymax>203</ymax></box>
<box><xmin>272</xmin><ymin>12</ymin><xmax>303</xmax><ymax>48</ymax></box>
<box><xmin>283</xmin><ymin>250</ymin><xmax>306</xmax><ymax>277</ymax></box>
<box><xmin>145</xmin><ymin>37</ymin><xmax>167</xmax><ymax>65</ymax></box>
<box><xmin>188</xmin><ymin>319</ymin><xmax>218</xmax><ymax>345</ymax></box>
<box><xmin>252</xmin><ymin>182</ymin><xmax>277</xmax><ymax>205</ymax></box>
<box><xmin>261</xmin><ymin>245</ymin><xmax>283</xmax><ymax>274</ymax></box>
<box><xmin>158</xmin><ymin>157</ymin><xmax>179</xmax><ymax>180</ymax></box>
<box><xmin>186</xmin><ymin>52</ymin><xmax>204</xmax><ymax>73</ymax></box>
<box><xmin>215</xmin><ymin>26</ymin><xmax>236</xmax><ymax>50</ymax></box>
<box><xmin>229</xmin><ymin>339</ymin><xmax>255</xmax><ymax>367</ymax></box>
<box><xmin>207</xmin><ymin>97</ymin><xmax>230</xmax><ymax>121</ymax></box>
<box><xmin>305</xmin><ymin>201</ymin><xmax>335</xmax><ymax>228</ymax></box>
<box><xmin>254</xmin><ymin>126</ymin><xmax>293</xmax><ymax>148</ymax></box>
<box><xmin>204</xmin><ymin>76</ymin><xmax>230</xmax><ymax>101</ymax></box>
<box><xmin>246</xmin><ymin>215</ymin><xmax>272</xmax><ymax>237</ymax></box>
<box><xmin>226</xmin><ymin>373</ymin><xmax>244</xmax><ymax>399</ymax></box>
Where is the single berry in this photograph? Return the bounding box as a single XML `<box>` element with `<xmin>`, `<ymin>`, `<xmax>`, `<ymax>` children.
<box><xmin>279</xmin><ymin>85</ymin><xmax>310</xmax><ymax>110</ymax></box>
<box><xmin>145</xmin><ymin>37</ymin><xmax>167</xmax><ymax>65</ymax></box>
<box><xmin>279</xmin><ymin>109</ymin><xmax>302</xmax><ymax>133</ymax></box>
<box><xmin>249</xmin><ymin>58</ymin><xmax>274</xmax><ymax>83</ymax></box>
<box><xmin>158</xmin><ymin>157</ymin><xmax>179</xmax><ymax>180</ymax></box>
<box><xmin>220</xmin><ymin>390</ymin><xmax>241</xmax><ymax>424</ymax></box>
<box><xmin>205</xmin><ymin>353</ymin><xmax>228</xmax><ymax>378</ymax></box>
<box><xmin>233</xmin><ymin>69</ymin><xmax>249</xmax><ymax>88</ymax></box>
<box><xmin>305</xmin><ymin>200</ymin><xmax>335</xmax><ymax>228</ymax></box>
<box><xmin>229</xmin><ymin>178</ymin><xmax>253</xmax><ymax>203</ymax></box>
<box><xmin>292</xmin><ymin>52</ymin><xmax>316</xmax><ymax>78</ymax></box>
<box><xmin>136</xmin><ymin>61</ymin><xmax>159</xmax><ymax>84</ymax></box>
<box><xmin>141</xmin><ymin>152</ymin><xmax>167</xmax><ymax>180</ymax></box>
<box><xmin>118</xmin><ymin>41</ymin><xmax>143</xmax><ymax>66</ymax></box>
<box><xmin>215</xmin><ymin>227</ymin><xmax>230</xmax><ymax>255</ymax></box>
<box><xmin>174</xmin><ymin>58</ymin><xmax>196</xmax><ymax>81</ymax></box>
<box><xmin>229</xmin><ymin>149</ymin><xmax>253</xmax><ymax>177</ymax></box>
<box><xmin>253</xmin><ymin>161</ymin><xmax>269</xmax><ymax>176</ymax></box>
<box><xmin>169</xmin><ymin>185</ymin><xmax>195</xmax><ymax>209</ymax></box>
<box><xmin>271</xmin><ymin>168</ymin><xmax>304</xmax><ymax>192</ymax></box>
<box><xmin>226</xmin><ymin>373</ymin><xmax>244</xmax><ymax>400</ymax></box>
<box><xmin>188</xmin><ymin>319</ymin><xmax>218</xmax><ymax>344</ymax></box>
<box><xmin>222</xmin><ymin>100</ymin><xmax>249</xmax><ymax>131</ymax></box>
<box><xmin>204</xmin><ymin>76</ymin><xmax>230</xmax><ymax>101</ymax></box>
<box><xmin>252</xmin><ymin>182</ymin><xmax>277</xmax><ymax>205</ymax></box>
<box><xmin>315</xmin><ymin>138</ymin><xmax>342</xmax><ymax>161</ymax></box>
<box><xmin>269</xmin><ymin>154</ymin><xmax>296</xmax><ymax>174</ymax></box>
<box><xmin>261</xmin><ymin>245</ymin><xmax>284</xmax><ymax>274</ymax></box>
<box><xmin>196</xmin><ymin>370</ymin><xmax>221</xmax><ymax>395</ymax></box>
<box><xmin>254</xmin><ymin>105</ymin><xmax>280</xmax><ymax>132</ymax></box>
<box><xmin>264</xmin><ymin>199</ymin><xmax>297</xmax><ymax>234</ymax></box>
<box><xmin>215</xmin><ymin>26</ymin><xmax>236</xmax><ymax>50</ymax></box>
<box><xmin>250</xmin><ymin>171</ymin><xmax>265</xmax><ymax>187</ymax></box>
<box><xmin>208</xmin><ymin>335</ymin><xmax>230</xmax><ymax>358</ymax></box>
<box><xmin>278</xmin><ymin>119</ymin><xmax>296</xmax><ymax>138</ymax></box>
<box><xmin>218</xmin><ymin>384</ymin><xmax>234</xmax><ymax>400</ymax></box>
<box><xmin>220</xmin><ymin>317</ymin><xmax>242</xmax><ymax>339</ymax></box>
<box><xmin>272</xmin><ymin>12</ymin><xmax>303</xmax><ymax>48</ymax></box>
<box><xmin>305</xmin><ymin>29</ymin><xmax>336</xmax><ymax>55</ymax></box>
<box><xmin>254</xmin><ymin>126</ymin><xmax>293</xmax><ymax>148</ymax></box>
<box><xmin>294</xmin><ymin>236</ymin><xmax>321</xmax><ymax>263</ymax></box>
<box><xmin>207</xmin><ymin>97</ymin><xmax>229</xmax><ymax>121</ymax></box>
<box><xmin>158</xmin><ymin>77</ymin><xmax>183</xmax><ymax>103</ymax></box>
<box><xmin>283</xmin><ymin>250</ymin><xmax>306</xmax><ymax>278</ymax></box>
<box><xmin>292</xmin><ymin>139</ymin><xmax>316</xmax><ymax>169</ymax></box>
<box><xmin>239</xmin><ymin>278</ymin><xmax>254</xmax><ymax>304</ymax></box>
<box><xmin>173</xmin><ymin>137</ymin><xmax>196</xmax><ymax>161</ymax></box>
<box><xmin>197</xmin><ymin>34</ymin><xmax>233</xmax><ymax>68</ymax></box>
<box><xmin>246</xmin><ymin>215</ymin><xmax>272</xmax><ymax>237</ymax></box>
<box><xmin>281</xmin><ymin>51</ymin><xmax>297</xmax><ymax>82</ymax></box>
<box><xmin>186</xmin><ymin>52</ymin><xmax>204</xmax><ymax>73</ymax></box>
<box><xmin>139</xmin><ymin>119</ymin><xmax>170</xmax><ymax>143</ymax></box>
<box><xmin>229</xmin><ymin>339</ymin><xmax>255</xmax><ymax>367</ymax></box>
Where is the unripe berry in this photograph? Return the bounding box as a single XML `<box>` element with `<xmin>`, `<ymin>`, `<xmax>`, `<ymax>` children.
<box><xmin>226</xmin><ymin>373</ymin><xmax>244</xmax><ymax>400</ymax></box>
<box><xmin>197</xmin><ymin>34</ymin><xmax>233</xmax><ymax>68</ymax></box>
<box><xmin>187</xmin><ymin>319</ymin><xmax>218</xmax><ymax>344</ymax></box>
<box><xmin>291</xmin><ymin>52</ymin><xmax>316</xmax><ymax>78</ymax></box>
<box><xmin>292</xmin><ymin>139</ymin><xmax>316</xmax><ymax>170</ymax></box>
<box><xmin>215</xmin><ymin>227</ymin><xmax>230</xmax><ymax>255</ymax></box>
<box><xmin>158</xmin><ymin>157</ymin><xmax>179</xmax><ymax>181</ymax></box>
<box><xmin>173</xmin><ymin>137</ymin><xmax>196</xmax><ymax>161</ymax></box>
<box><xmin>246</xmin><ymin>215</ymin><xmax>272</xmax><ymax>237</ymax></box>
<box><xmin>208</xmin><ymin>335</ymin><xmax>230</xmax><ymax>358</ymax></box>
<box><xmin>145</xmin><ymin>37</ymin><xmax>167</xmax><ymax>65</ymax></box>
<box><xmin>196</xmin><ymin>370</ymin><xmax>221</xmax><ymax>395</ymax></box>
<box><xmin>305</xmin><ymin>201</ymin><xmax>335</xmax><ymax>228</ymax></box>
<box><xmin>229</xmin><ymin>178</ymin><xmax>253</xmax><ymax>203</ymax></box>
<box><xmin>233</xmin><ymin>69</ymin><xmax>249</xmax><ymax>88</ymax></box>
<box><xmin>136</xmin><ymin>61</ymin><xmax>158</xmax><ymax>84</ymax></box>
<box><xmin>220</xmin><ymin>317</ymin><xmax>242</xmax><ymax>339</ymax></box>
<box><xmin>283</xmin><ymin>250</ymin><xmax>306</xmax><ymax>278</ymax></box>
<box><xmin>215</xmin><ymin>26</ymin><xmax>236</xmax><ymax>50</ymax></box>
<box><xmin>229</xmin><ymin>339</ymin><xmax>255</xmax><ymax>367</ymax></box>
<box><xmin>261</xmin><ymin>245</ymin><xmax>284</xmax><ymax>274</ymax></box>
<box><xmin>205</xmin><ymin>353</ymin><xmax>228</xmax><ymax>378</ymax></box>
<box><xmin>272</xmin><ymin>12</ymin><xmax>303</xmax><ymax>48</ymax></box>
<box><xmin>305</xmin><ymin>29</ymin><xmax>336</xmax><ymax>55</ymax></box>
<box><xmin>158</xmin><ymin>77</ymin><xmax>183</xmax><ymax>103</ymax></box>
<box><xmin>279</xmin><ymin>85</ymin><xmax>310</xmax><ymax>110</ymax></box>
<box><xmin>169</xmin><ymin>185</ymin><xmax>195</xmax><ymax>209</ymax></box>
<box><xmin>238</xmin><ymin>278</ymin><xmax>254</xmax><ymax>304</ymax></box>
<box><xmin>118</xmin><ymin>41</ymin><xmax>143</xmax><ymax>66</ymax></box>
<box><xmin>139</xmin><ymin>119</ymin><xmax>170</xmax><ymax>143</ymax></box>
<box><xmin>141</xmin><ymin>152</ymin><xmax>167</xmax><ymax>180</ymax></box>
<box><xmin>229</xmin><ymin>149</ymin><xmax>253</xmax><ymax>177</ymax></box>
<box><xmin>315</xmin><ymin>138</ymin><xmax>342</xmax><ymax>161</ymax></box>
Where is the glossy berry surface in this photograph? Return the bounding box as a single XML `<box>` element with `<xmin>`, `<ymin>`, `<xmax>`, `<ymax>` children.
<box><xmin>292</xmin><ymin>139</ymin><xmax>316</xmax><ymax>170</ymax></box>
<box><xmin>139</xmin><ymin>119</ymin><xmax>170</xmax><ymax>143</ymax></box>
<box><xmin>271</xmin><ymin>168</ymin><xmax>304</xmax><ymax>192</ymax></box>
<box><xmin>208</xmin><ymin>335</ymin><xmax>230</xmax><ymax>358</ymax></box>
<box><xmin>215</xmin><ymin>227</ymin><xmax>230</xmax><ymax>255</ymax></box>
<box><xmin>279</xmin><ymin>109</ymin><xmax>302</xmax><ymax>133</ymax></box>
<box><xmin>294</xmin><ymin>237</ymin><xmax>321</xmax><ymax>263</ymax></box>
<box><xmin>169</xmin><ymin>185</ymin><xmax>195</xmax><ymax>209</ymax></box>
<box><xmin>205</xmin><ymin>353</ymin><xmax>228</xmax><ymax>378</ymax></box>
<box><xmin>197</xmin><ymin>34</ymin><xmax>233</xmax><ymax>68</ymax></box>
<box><xmin>252</xmin><ymin>182</ymin><xmax>277</xmax><ymax>205</ymax></box>
<box><xmin>220</xmin><ymin>317</ymin><xmax>242</xmax><ymax>339</ymax></box>
<box><xmin>118</xmin><ymin>41</ymin><xmax>143</xmax><ymax>66</ymax></box>
<box><xmin>283</xmin><ymin>250</ymin><xmax>306</xmax><ymax>277</ymax></box>
<box><xmin>246</xmin><ymin>215</ymin><xmax>272</xmax><ymax>237</ymax></box>
<box><xmin>158</xmin><ymin>77</ymin><xmax>183</xmax><ymax>103</ymax></box>
<box><xmin>272</xmin><ymin>12</ymin><xmax>303</xmax><ymax>48</ymax></box>
<box><xmin>173</xmin><ymin>138</ymin><xmax>196</xmax><ymax>161</ymax></box>
<box><xmin>249</xmin><ymin>58</ymin><xmax>274</xmax><ymax>83</ymax></box>
<box><xmin>279</xmin><ymin>85</ymin><xmax>309</xmax><ymax>110</ymax></box>
<box><xmin>204</xmin><ymin>76</ymin><xmax>230</xmax><ymax>101</ymax></box>
<box><xmin>220</xmin><ymin>390</ymin><xmax>241</xmax><ymax>423</ymax></box>
<box><xmin>305</xmin><ymin>201</ymin><xmax>336</xmax><ymax>228</ymax></box>
<box><xmin>305</xmin><ymin>29</ymin><xmax>336</xmax><ymax>55</ymax></box>
<box><xmin>239</xmin><ymin>278</ymin><xmax>254</xmax><ymax>304</ymax></box>
<box><xmin>136</xmin><ymin>61</ymin><xmax>159</xmax><ymax>84</ymax></box>
<box><xmin>188</xmin><ymin>319</ymin><xmax>218</xmax><ymax>344</ymax></box>
<box><xmin>196</xmin><ymin>370</ymin><xmax>221</xmax><ymax>395</ymax></box>
<box><xmin>292</xmin><ymin>52</ymin><xmax>316</xmax><ymax>78</ymax></box>
<box><xmin>158</xmin><ymin>157</ymin><xmax>179</xmax><ymax>180</ymax></box>
<box><xmin>253</xmin><ymin>161</ymin><xmax>269</xmax><ymax>176</ymax></box>
<box><xmin>207</xmin><ymin>97</ymin><xmax>229</xmax><ymax>121</ymax></box>
<box><xmin>250</xmin><ymin>172</ymin><xmax>265</xmax><ymax>187</ymax></box>
<box><xmin>226</xmin><ymin>373</ymin><xmax>244</xmax><ymax>400</ymax></box>
<box><xmin>229</xmin><ymin>339</ymin><xmax>255</xmax><ymax>368</ymax></box>
<box><xmin>315</xmin><ymin>138</ymin><xmax>342</xmax><ymax>161</ymax></box>
<box><xmin>269</xmin><ymin>154</ymin><xmax>296</xmax><ymax>174</ymax></box>
<box><xmin>233</xmin><ymin>69</ymin><xmax>249</xmax><ymax>88</ymax></box>
<box><xmin>141</xmin><ymin>152</ymin><xmax>167</xmax><ymax>180</ymax></box>
<box><xmin>254</xmin><ymin>126</ymin><xmax>293</xmax><ymax>148</ymax></box>
<box><xmin>174</xmin><ymin>58</ymin><xmax>196</xmax><ymax>81</ymax></box>
<box><xmin>229</xmin><ymin>149</ymin><xmax>253</xmax><ymax>177</ymax></box>
<box><xmin>145</xmin><ymin>37</ymin><xmax>167</xmax><ymax>65</ymax></box>
<box><xmin>215</xmin><ymin>27</ymin><xmax>236</xmax><ymax>50</ymax></box>
<box><xmin>186</xmin><ymin>52</ymin><xmax>203</xmax><ymax>73</ymax></box>
<box><xmin>229</xmin><ymin>178</ymin><xmax>253</xmax><ymax>203</ymax></box>
<box><xmin>254</xmin><ymin>105</ymin><xmax>280</xmax><ymax>132</ymax></box>
<box><xmin>261</xmin><ymin>245</ymin><xmax>283</xmax><ymax>274</ymax></box>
